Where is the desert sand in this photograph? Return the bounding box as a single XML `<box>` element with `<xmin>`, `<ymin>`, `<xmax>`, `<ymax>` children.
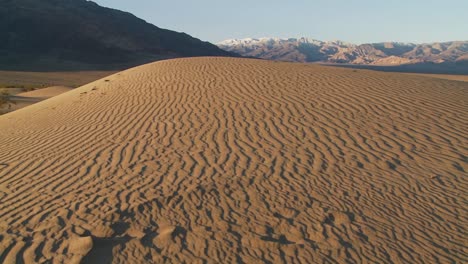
<box><xmin>0</xmin><ymin>57</ymin><xmax>466</xmax><ymax>263</ymax></box>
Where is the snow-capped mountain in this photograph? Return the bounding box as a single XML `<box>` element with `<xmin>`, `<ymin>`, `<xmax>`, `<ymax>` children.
<box><xmin>218</xmin><ymin>38</ymin><xmax>468</xmax><ymax>66</ymax></box>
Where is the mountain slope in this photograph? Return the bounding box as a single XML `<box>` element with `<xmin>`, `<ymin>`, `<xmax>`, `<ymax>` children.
<box><xmin>0</xmin><ymin>57</ymin><xmax>466</xmax><ymax>263</ymax></box>
<box><xmin>218</xmin><ymin>37</ymin><xmax>468</xmax><ymax>67</ymax></box>
<box><xmin>0</xmin><ymin>0</ymin><xmax>235</xmax><ymax>70</ymax></box>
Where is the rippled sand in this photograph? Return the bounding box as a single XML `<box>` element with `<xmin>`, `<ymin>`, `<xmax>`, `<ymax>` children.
<box><xmin>0</xmin><ymin>58</ymin><xmax>466</xmax><ymax>263</ymax></box>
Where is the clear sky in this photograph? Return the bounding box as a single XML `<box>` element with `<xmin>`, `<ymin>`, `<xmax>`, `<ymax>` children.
<box><xmin>93</xmin><ymin>0</ymin><xmax>467</xmax><ymax>44</ymax></box>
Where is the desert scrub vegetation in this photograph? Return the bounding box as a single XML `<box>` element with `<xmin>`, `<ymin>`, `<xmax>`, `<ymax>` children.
<box><xmin>0</xmin><ymin>84</ymin><xmax>39</xmax><ymax>91</ymax></box>
<box><xmin>0</xmin><ymin>90</ymin><xmax>16</xmax><ymax>112</ymax></box>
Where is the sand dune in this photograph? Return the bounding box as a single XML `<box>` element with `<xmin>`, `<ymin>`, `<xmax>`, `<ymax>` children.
<box><xmin>0</xmin><ymin>57</ymin><xmax>466</xmax><ymax>263</ymax></box>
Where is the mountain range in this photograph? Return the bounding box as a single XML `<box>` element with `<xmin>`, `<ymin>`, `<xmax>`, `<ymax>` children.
<box><xmin>0</xmin><ymin>0</ymin><xmax>235</xmax><ymax>70</ymax></box>
<box><xmin>1</xmin><ymin>0</ymin><xmax>466</xmax><ymax>74</ymax></box>
<box><xmin>218</xmin><ymin>38</ymin><xmax>468</xmax><ymax>67</ymax></box>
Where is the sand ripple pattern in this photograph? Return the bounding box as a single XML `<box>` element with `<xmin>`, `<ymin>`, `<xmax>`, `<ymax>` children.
<box><xmin>0</xmin><ymin>58</ymin><xmax>467</xmax><ymax>263</ymax></box>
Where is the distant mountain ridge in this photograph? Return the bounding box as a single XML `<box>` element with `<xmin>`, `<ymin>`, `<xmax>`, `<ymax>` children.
<box><xmin>0</xmin><ymin>0</ymin><xmax>236</xmax><ymax>70</ymax></box>
<box><xmin>218</xmin><ymin>38</ymin><xmax>468</xmax><ymax>66</ymax></box>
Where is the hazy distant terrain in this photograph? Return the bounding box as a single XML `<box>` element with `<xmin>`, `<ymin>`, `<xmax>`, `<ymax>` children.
<box><xmin>0</xmin><ymin>58</ymin><xmax>466</xmax><ymax>263</ymax></box>
<box><xmin>0</xmin><ymin>0</ymin><xmax>236</xmax><ymax>70</ymax></box>
<box><xmin>219</xmin><ymin>38</ymin><xmax>468</xmax><ymax>73</ymax></box>
<box><xmin>0</xmin><ymin>70</ymin><xmax>115</xmax><ymax>88</ymax></box>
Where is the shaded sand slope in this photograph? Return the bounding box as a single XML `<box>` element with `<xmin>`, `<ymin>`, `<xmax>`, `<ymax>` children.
<box><xmin>2</xmin><ymin>86</ymin><xmax>74</xmax><ymax>114</ymax></box>
<box><xmin>0</xmin><ymin>58</ymin><xmax>467</xmax><ymax>263</ymax></box>
<box><xmin>406</xmin><ymin>73</ymin><xmax>468</xmax><ymax>83</ymax></box>
<box><xmin>15</xmin><ymin>86</ymin><xmax>74</xmax><ymax>98</ymax></box>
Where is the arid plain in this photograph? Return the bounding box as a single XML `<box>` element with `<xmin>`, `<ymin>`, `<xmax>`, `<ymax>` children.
<box><xmin>0</xmin><ymin>58</ymin><xmax>466</xmax><ymax>263</ymax></box>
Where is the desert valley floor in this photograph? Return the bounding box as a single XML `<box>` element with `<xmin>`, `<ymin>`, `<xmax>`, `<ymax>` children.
<box><xmin>0</xmin><ymin>58</ymin><xmax>466</xmax><ymax>263</ymax></box>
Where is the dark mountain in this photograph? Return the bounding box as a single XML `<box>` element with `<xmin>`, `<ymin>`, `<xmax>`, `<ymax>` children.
<box><xmin>0</xmin><ymin>0</ymin><xmax>236</xmax><ymax>70</ymax></box>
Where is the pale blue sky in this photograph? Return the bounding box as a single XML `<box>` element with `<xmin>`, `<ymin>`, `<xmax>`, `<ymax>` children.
<box><xmin>93</xmin><ymin>0</ymin><xmax>467</xmax><ymax>44</ymax></box>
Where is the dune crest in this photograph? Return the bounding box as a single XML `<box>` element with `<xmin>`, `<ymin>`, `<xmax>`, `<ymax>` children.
<box><xmin>0</xmin><ymin>58</ymin><xmax>466</xmax><ymax>263</ymax></box>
